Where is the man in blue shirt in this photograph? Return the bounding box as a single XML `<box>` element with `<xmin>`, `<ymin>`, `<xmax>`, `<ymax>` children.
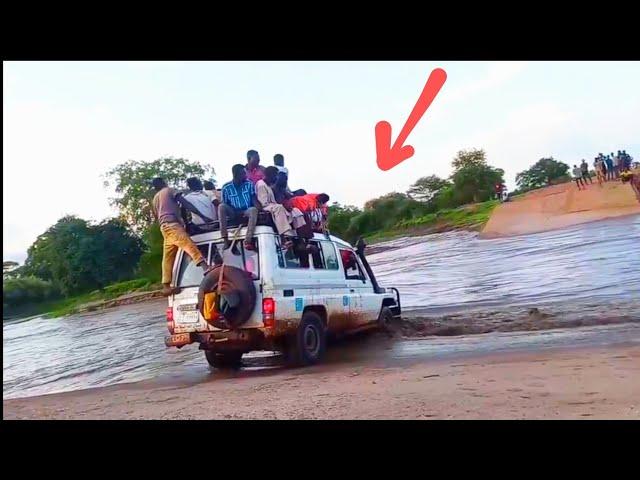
<box><xmin>219</xmin><ymin>164</ymin><xmax>260</xmax><ymax>250</ymax></box>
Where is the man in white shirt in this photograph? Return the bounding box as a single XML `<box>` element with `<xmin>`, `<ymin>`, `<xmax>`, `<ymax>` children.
<box><xmin>256</xmin><ymin>166</ymin><xmax>306</xmax><ymax>248</ymax></box>
<box><xmin>184</xmin><ymin>177</ymin><xmax>218</xmax><ymax>228</ymax></box>
<box><xmin>203</xmin><ymin>180</ymin><xmax>221</xmax><ymax>206</ymax></box>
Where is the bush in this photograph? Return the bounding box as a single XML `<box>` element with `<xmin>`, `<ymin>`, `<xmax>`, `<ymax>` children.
<box><xmin>3</xmin><ymin>276</ymin><xmax>60</xmax><ymax>308</ymax></box>
<box><xmin>135</xmin><ymin>224</ymin><xmax>163</xmax><ymax>283</ymax></box>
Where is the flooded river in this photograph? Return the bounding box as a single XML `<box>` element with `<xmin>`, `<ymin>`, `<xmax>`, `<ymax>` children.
<box><xmin>4</xmin><ymin>215</ymin><xmax>639</xmax><ymax>399</ymax></box>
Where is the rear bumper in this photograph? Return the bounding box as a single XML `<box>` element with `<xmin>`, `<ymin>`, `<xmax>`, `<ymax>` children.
<box><xmin>165</xmin><ymin>327</ymin><xmax>272</xmax><ymax>352</ymax></box>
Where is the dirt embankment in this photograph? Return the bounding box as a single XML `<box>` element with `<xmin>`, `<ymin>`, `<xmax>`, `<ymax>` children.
<box><xmin>481</xmin><ymin>176</ymin><xmax>640</xmax><ymax>238</ymax></box>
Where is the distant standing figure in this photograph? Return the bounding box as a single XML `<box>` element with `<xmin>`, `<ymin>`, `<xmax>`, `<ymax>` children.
<box><xmin>595</xmin><ymin>158</ymin><xmax>605</xmax><ymax>186</ymax></box>
<box><xmin>605</xmin><ymin>155</ymin><xmax>615</xmax><ymax>181</ymax></box>
<box><xmin>580</xmin><ymin>159</ymin><xmax>593</xmax><ymax>185</ymax></box>
<box><xmin>613</xmin><ymin>153</ymin><xmax>622</xmax><ymax>179</ymax></box>
<box><xmin>572</xmin><ymin>165</ymin><xmax>585</xmax><ymax>190</ymax></box>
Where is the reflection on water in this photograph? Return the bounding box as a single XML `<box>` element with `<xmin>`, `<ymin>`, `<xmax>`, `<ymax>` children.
<box><xmin>3</xmin><ymin>215</ymin><xmax>639</xmax><ymax>400</ymax></box>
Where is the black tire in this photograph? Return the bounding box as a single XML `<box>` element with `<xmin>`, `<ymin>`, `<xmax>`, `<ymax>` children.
<box><xmin>198</xmin><ymin>265</ymin><xmax>256</xmax><ymax>329</ymax></box>
<box><xmin>283</xmin><ymin>311</ymin><xmax>326</xmax><ymax>367</ymax></box>
<box><xmin>204</xmin><ymin>350</ymin><xmax>243</xmax><ymax>369</ymax></box>
<box><xmin>378</xmin><ymin>306</ymin><xmax>394</xmax><ymax>331</ymax></box>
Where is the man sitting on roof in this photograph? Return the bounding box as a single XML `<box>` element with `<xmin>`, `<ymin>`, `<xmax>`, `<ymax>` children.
<box><xmin>219</xmin><ymin>164</ymin><xmax>260</xmax><ymax>251</ymax></box>
<box><xmin>285</xmin><ymin>193</ymin><xmax>330</xmax><ymax>232</ymax></box>
<box><xmin>203</xmin><ymin>180</ymin><xmax>221</xmax><ymax>207</ymax></box>
<box><xmin>272</xmin><ymin>153</ymin><xmax>307</xmax><ymax>202</ymax></box>
<box><xmin>246</xmin><ymin>149</ymin><xmax>266</xmax><ymax>184</ymax></box>
<box><xmin>183</xmin><ymin>177</ymin><xmax>218</xmax><ymax>235</ymax></box>
<box><xmin>256</xmin><ymin>166</ymin><xmax>306</xmax><ymax>249</ymax></box>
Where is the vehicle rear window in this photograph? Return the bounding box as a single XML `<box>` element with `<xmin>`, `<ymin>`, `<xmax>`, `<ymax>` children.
<box><xmin>177</xmin><ymin>244</ymin><xmax>210</xmax><ymax>287</ymax></box>
<box><xmin>176</xmin><ymin>240</ymin><xmax>259</xmax><ymax>287</ymax></box>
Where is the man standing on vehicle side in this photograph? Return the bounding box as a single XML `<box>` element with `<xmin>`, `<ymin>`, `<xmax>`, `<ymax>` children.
<box><xmin>151</xmin><ymin>177</ymin><xmax>217</xmax><ymax>296</ymax></box>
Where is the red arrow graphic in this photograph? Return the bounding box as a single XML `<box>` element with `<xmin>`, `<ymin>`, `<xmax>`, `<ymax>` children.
<box><xmin>376</xmin><ymin>68</ymin><xmax>447</xmax><ymax>171</ymax></box>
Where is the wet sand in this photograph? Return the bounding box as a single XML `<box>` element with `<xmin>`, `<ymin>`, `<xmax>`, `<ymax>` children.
<box><xmin>4</xmin><ymin>339</ymin><xmax>638</xmax><ymax>420</ymax></box>
<box><xmin>481</xmin><ymin>178</ymin><xmax>640</xmax><ymax>238</ymax></box>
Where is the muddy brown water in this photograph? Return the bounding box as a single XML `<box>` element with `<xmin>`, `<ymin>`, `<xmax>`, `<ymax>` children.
<box><xmin>3</xmin><ymin>215</ymin><xmax>639</xmax><ymax>400</ymax></box>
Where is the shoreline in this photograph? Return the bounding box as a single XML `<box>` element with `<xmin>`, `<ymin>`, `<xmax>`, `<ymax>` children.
<box><xmin>5</xmin><ymin>341</ymin><xmax>638</xmax><ymax>419</ymax></box>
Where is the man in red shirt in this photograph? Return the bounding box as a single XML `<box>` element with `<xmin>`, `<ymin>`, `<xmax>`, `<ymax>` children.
<box><xmin>285</xmin><ymin>193</ymin><xmax>330</xmax><ymax>232</ymax></box>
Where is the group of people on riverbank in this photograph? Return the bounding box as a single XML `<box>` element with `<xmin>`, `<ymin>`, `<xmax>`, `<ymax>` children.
<box><xmin>572</xmin><ymin>150</ymin><xmax>635</xmax><ymax>190</ymax></box>
<box><xmin>150</xmin><ymin>150</ymin><xmax>330</xmax><ymax>295</ymax></box>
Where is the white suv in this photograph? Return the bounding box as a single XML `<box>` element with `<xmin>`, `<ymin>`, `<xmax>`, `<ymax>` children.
<box><xmin>164</xmin><ymin>225</ymin><xmax>401</xmax><ymax>368</ymax></box>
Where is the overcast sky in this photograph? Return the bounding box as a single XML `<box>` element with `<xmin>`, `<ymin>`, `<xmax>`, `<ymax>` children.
<box><xmin>4</xmin><ymin>61</ymin><xmax>639</xmax><ymax>263</ymax></box>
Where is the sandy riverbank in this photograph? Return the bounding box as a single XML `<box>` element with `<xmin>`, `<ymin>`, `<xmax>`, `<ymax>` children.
<box><xmin>4</xmin><ymin>341</ymin><xmax>638</xmax><ymax>420</ymax></box>
<box><xmin>481</xmin><ymin>177</ymin><xmax>640</xmax><ymax>238</ymax></box>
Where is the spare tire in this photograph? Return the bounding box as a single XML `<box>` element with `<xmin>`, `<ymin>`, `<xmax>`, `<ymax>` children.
<box><xmin>197</xmin><ymin>265</ymin><xmax>256</xmax><ymax>329</ymax></box>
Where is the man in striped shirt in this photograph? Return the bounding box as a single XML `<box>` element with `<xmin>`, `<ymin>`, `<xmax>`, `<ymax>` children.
<box><xmin>219</xmin><ymin>164</ymin><xmax>260</xmax><ymax>250</ymax></box>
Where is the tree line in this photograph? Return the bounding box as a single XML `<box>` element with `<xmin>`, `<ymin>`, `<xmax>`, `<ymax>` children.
<box><xmin>4</xmin><ymin>151</ymin><xmax>572</xmax><ymax>310</ymax></box>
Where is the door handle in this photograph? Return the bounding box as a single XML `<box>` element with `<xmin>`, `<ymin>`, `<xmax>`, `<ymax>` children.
<box><xmin>350</xmin><ymin>289</ymin><xmax>355</xmax><ymax>293</ymax></box>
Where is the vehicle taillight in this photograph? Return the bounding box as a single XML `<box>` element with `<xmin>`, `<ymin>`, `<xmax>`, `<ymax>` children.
<box><xmin>262</xmin><ymin>298</ymin><xmax>275</xmax><ymax>328</ymax></box>
<box><xmin>166</xmin><ymin>306</ymin><xmax>175</xmax><ymax>334</ymax></box>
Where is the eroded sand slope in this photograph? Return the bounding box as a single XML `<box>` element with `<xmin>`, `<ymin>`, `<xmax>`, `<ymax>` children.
<box><xmin>481</xmin><ymin>177</ymin><xmax>640</xmax><ymax>238</ymax></box>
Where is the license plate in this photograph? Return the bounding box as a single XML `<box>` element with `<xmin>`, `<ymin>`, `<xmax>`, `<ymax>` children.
<box><xmin>177</xmin><ymin>310</ymin><xmax>199</xmax><ymax>323</ymax></box>
<box><xmin>177</xmin><ymin>303</ymin><xmax>198</xmax><ymax>312</ymax></box>
<box><xmin>165</xmin><ymin>333</ymin><xmax>192</xmax><ymax>347</ymax></box>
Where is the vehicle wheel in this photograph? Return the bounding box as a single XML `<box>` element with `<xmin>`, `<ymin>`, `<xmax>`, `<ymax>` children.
<box><xmin>377</xmin><ymin>306</ymin><xmax>394</xmax><ymax>331</ymax></box>
<box><xmin>283</xmin><ymin>312</ymin><xmax>326</xmax><ymax>367</ymax></box>
<box><xmin>204</xmin><ymin>350</ymin><xmax>243</xmax><ymax>369</ymax></box>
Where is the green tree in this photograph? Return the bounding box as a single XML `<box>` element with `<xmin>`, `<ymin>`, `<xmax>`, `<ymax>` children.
<box><xmin>22</xmin><ymin>216</ymin><xmax>143</xmax><ymax>296</ymax></box>
<box><xmin>104</xmin><ymin>157</ymin><xmax>215</xmax><ymax>233</ymax></box>
<box><xmin>449</xmin><ymin>149</ymin><xmax>504</xmax><ymax>204</ymax></box>
<box><xmin>515</xmin><ymin>157</ymin><xmax>570</xmax><ymax>192</ymax></box>
<box><xmin>327</xmin><ymin>203</ymin><xmax>362</xmax><ymax>241</ymax></box>
<box><xmin>406</xmin><ymin>175</ymin><xmax>452</xmax><ymax>202</ymax></box>
<box><xmin>135</xmin><ymin>225</ymin><xmax>164</xmax><ymax>283</ymax></box>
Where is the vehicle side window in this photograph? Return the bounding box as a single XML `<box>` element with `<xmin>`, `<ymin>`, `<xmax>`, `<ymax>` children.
<box><xmin>275</xmin><ymin>237</ymin><xmax>306</xmax><ymax>269</ymax></box>
<box><xmin>318</xmin><ymin>241</ymin><xmax>339</xmax><ymax>270</ymax></box>
<box><xmin>339</xmin><ymin>249</ymin><xmax>364</xmax><ymax>280</ymax></box>
<box><xmin>177</xmin><ymin>243</ymin><xmax>210</xmax><ymax>287</ymax></box>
